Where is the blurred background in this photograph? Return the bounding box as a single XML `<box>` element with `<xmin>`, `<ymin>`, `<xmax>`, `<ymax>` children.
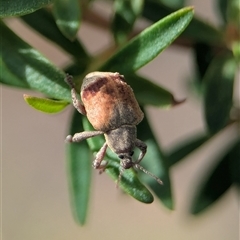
<box><xmin>1</xmin><ymin>0</ymin><xmax>239</xmax><ymax>239</ymax></box>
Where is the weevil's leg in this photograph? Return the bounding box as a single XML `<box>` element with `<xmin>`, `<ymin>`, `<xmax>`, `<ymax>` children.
<box><xmin>65</xmin><ymin>74</ymin><xmax>86</xmax><ymax>115</ymax></box>
<box><xmin>66</xmin><ymin>131</ymin><xmax>103</xmax><ymax>143</ymax></box>
<box><xmin>93</xmin><ymin>142</ymin><xmax>108</xmax><ymax>170</ymax></box>
<box><xmin>135</xmin><ymin>139</ymin><xmax>147</xmax><ymax>163</ymax></box>
<box><xmin>116</xmin><ymin>167</ymin><xmax>124</xmax><ymax>188</ymax></box>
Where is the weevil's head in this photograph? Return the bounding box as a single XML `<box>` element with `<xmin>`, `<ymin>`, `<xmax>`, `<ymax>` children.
<box><xmin>118</xmin><ymin>152</ymin><xmax>135</xmax><ymax>169</ymax></box>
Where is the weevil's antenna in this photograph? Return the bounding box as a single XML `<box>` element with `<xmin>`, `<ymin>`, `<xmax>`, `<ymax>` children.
<box><xmin>134</xmin><ymin>164</ymin><xmax>163</xmax><ymax>185</ymax></box>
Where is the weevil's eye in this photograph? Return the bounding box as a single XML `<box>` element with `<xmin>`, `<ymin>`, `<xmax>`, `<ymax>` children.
<box><xmin>130</xmin><ymin>151</ymin><xmax>134</xmax><ymax>156</ymax></box>
<box><xmin>118</xmin><ymin>154</ymin><xmax>124</xmax><ymax>159</ymax></box>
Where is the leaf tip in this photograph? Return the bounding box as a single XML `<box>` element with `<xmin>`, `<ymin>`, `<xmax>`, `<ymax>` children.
<box><xmin>186</xmin><ymin>6</ymin><xmax>195</xmax><ymax>12</ymax></box>
<box><xmin>181</xmin><ymin>6</ymin><xmax>195</xmax><ymax>17</ymax></box>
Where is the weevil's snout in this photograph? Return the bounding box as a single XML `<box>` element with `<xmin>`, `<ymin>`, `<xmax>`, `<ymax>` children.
<box><xmin>118</xmin><ymin>153</ymin><xmax>134</xmax><ymax>169</ymax></box>
<box><xmin>117</xmin><ymin>153</ymin><xmax>164</xmax><ymax>186</ymax></box>
<box><xmin>121</xmin><ymin>158</ymin><xmax>133</xmax><ymax>169</ymax></box>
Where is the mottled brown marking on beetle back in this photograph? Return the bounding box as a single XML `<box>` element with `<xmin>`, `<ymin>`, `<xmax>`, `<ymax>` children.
<box><xmin>81</xmin><ymin>72</ymin><xmax>143</xmax><ymax>132</ymax></box>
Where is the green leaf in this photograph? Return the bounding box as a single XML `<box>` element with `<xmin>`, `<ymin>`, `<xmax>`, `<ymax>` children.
<box><xmin>82</xmin><ymin>116</ymin><xmax>154</xmax><ymax>203</ymax></box>
<box><xmin>229</xmin><ymin>139</ymin><xmax>240</xmax><ymax>186</ymax></box>
<box><xmin>0</xmin><ymin>21</ymin><xmax>71</xmax><ymax>101</ymax></box>
<box><xmin>111</xmin><ymin>0</ymin><xmax>144</xmax><ymax>44</ymax></box>
<box><xmin>53</xmin><ymin>0</ymin><xmax>81</xmax><ymax>41</ymax></box>
<box><xmin>137</xmin><ymin>112</ymin><xmax>173</xmax><ymax>209</ymax></box>
<box><xmin>190</xmin><ymin>139</ymin><xmax>239</xmax><ymax>214</ymax></box>
<box><xmin>203</xmin><ymin>52</ymin><xmax>237</xmax><ymax>134</ymax></box>
<box><xmin>0</xmin><ymin>0</ymin><xmax>53</xmax><ymax>17</ymax></box>
<box><xmin>216</xmin><ymin>0</ymin><xmax>228</xmax><ymax>24</ymax></box>
<box><xmin>226</xmin><ymin>0</ymin><xmax>240</xmax><ymax>26</ymax></box>
<box><xmin>193</xmin><ymin>42</ymin><xmax>215</xmax><ymax>80</ymax></box>
<box><xmin>126</xmin><ymin>74</ymin><xmax>176</xmax><ymax>108</ymax></box>
<box><xmin>101</xmin><ymin>7</ymin><xmax>194</xmax><ymax>74</ymax></box>
<box><xmin>156</xmin><ymin>0</ymin><xmax>185</xmax><ymax>8</ymax></box>
<box><xmin>143</xmin><ymin>2</ymin><xmax>223</xmax><ymax>45</ymax></box>
<box><xmin>0</xmin><ymin>57</ymin><xmax>29</xmax><ymax>88</ymax></box>
<box><xmin>105</xmin><ymin>160</ymin><xmax>154</xmax><ymax>203</ymax></box>
<box><xmin>167</xmin><ymin>133</ymin><xmax>210</xmax><ymax>166</ymax></box>
<box><xmin>232</xmin><ymin>41</ymin><xmax>240</xmax><ymax>63</ymax></box>
<box><xmin>66</xmin><ymin>110</ymin><xmax>92</xmax><ymax>225</ymax></box>
<box><xmin>143</xmin><ymin>1</ymin><xmax>173</xmax><ymax>20</ymax></box>
<box><xmin>21</xmin><ymin>9</ymin><xmax>89</xmax><ymax>63</ymax></box>
<box><xmin>64</xmin><ymin>62</ymin><xmax>89</xmax><ymax>77</ymax></box>
<box><xmin>23</xmin><ymin>94</ymin><xmax>69</xmax><ymax>113</ymax></box>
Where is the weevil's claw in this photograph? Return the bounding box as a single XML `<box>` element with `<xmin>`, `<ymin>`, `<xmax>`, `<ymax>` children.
<box><xmin>92</xmin><ymin>160</ymin><xmax>108</xmax><ymax>176</ymax></box>
<box><xmin>65</xmin><ymin>135</ymin><xmax>73</xmax><ymax>143</ymax></box>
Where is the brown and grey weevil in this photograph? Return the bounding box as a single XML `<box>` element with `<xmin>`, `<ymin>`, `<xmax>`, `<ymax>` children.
<box><xmin>65</xmin><ymin>72</ymin><xmax>163</xmax><ymax>186</ymax></box>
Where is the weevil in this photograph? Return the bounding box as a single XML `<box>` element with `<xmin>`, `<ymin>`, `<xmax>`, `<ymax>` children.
<box><xmin>65</xmin><ymin>72</ymin><xmax>163</xmax><ymax>186</ymax></box>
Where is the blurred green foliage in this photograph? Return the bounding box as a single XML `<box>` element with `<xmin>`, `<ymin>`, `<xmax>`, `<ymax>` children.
<box><xmin>1</xmin><ymin>0</ymin><xmax>239</xmax><ymax>225</ymax></box>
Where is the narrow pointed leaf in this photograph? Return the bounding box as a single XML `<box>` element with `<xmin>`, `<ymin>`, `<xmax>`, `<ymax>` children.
<box><xmin>143</xmin><ymin>2</ymin><xmax>222</xmax><ymax>44</ymax></box>
<box><xmin>167</xmin><ymin>133</ymin><xmax>210</xmax><ymax>166</ymax></box>
<box><xmin>23</xmin><ymin>94</ymin><xmax>69</xmax><ymax>113</ymax></box>
<box><xmin>53</xmin><ymin>0</ymin><xmax>81</xmax><ymax>40</ymax></box>
<box><xmin>126</xmin><ymin>74</ymin><xmax>176</xmax><ymax>108</ymax></box>
<box><xmin>0</xmin><ymin>22</ymin><xmax>71</xmax><ymax>101</ymax></box>
<box><xmin>21</xmin><ymin>9</ymin><xmax>89</xmax><ymax>62</ymax></box>
<box><xmin>111</xmin><ymin>0</ymin><xmax>143</xmax><ymax>44</ymax></box>
<box><xmin>101</xmin><ymin>7</ymin><xmax>194</xmax><ymax>74</ymax></box>
<box><xmin>137</xmin><ymin>112</ymin><xmax>173</xmax><ymax>209</ymax></box>
<box><xmin>105</xmin><ymin>160</ymin><xmax>154</xmax><ymax>203</ymax></box>
<box><xmin>82</xmin><ymin>116</ymin><xmax>154</xmax><ymax>203</ymax></box>
<box><xmin>193</xmin><ymin>42</ymin><xmax>215</xmax><ymax>80</ymax></box>
<box><xmin>0</xmin><ymin>0</ymin><xmax>52</xmax><ymax>17</ymax></box>
<box><xmin>66</xmin><ymin>110</ymin><xmax>92</xmax><ymax>225</ymax></box>
<box><xmin>232</xmin><ymin>42</ymin><xmax>240</xmax><ymax>61</ymax></box>
<box><xmin>229</xmin><ymin>139</ymin><xmax>240</xmax><ymax>186</ymax></box>
<box><xmin>226</xmin><ymin>0</ymin><xmax>240</xmax><ymax>26</ymax></box>
<box><xmin>216</xmin><ymin>0</ymin><xmax>228</xmax><ymax>24</ymax></box>
<box><xmin>203</xmin><ymin>53</ymin><xmax>236</xmax><ymax>134</ymax></box>
<box><xmin>157</xmin><ymin>0</ymin><xmax>185</xmax><ymax>8</ymax></box>
<box><xmin>0</xmin><ymin>58</ymin><xmax>29</xmax><ymax>88</ymax></box>
<box><xmin>191</xmin><ymin>140</ymin><xmax>239</xmax><ymax>214</ymax></box>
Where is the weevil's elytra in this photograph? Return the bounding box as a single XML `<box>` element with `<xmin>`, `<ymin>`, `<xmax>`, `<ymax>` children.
<box><xmin>81</xmin><ymin>72</ymin><xmax>144</xmax><ymax>132</ymax></box>
<box><xmin>65</xmin><ymin>72</ymin><xmax>163</xmax><ymax>186</ymax></box>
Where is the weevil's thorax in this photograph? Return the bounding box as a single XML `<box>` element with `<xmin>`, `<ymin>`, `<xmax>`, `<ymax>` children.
<box><xmin>104</xmin><ymin>125</ymin><xmax>136</xmax><ymax>156</ymax></box>
<box><xmin>80</xmin><ymin>72</ymin><xmax>143</xmax><ymax>132</ymax></box>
